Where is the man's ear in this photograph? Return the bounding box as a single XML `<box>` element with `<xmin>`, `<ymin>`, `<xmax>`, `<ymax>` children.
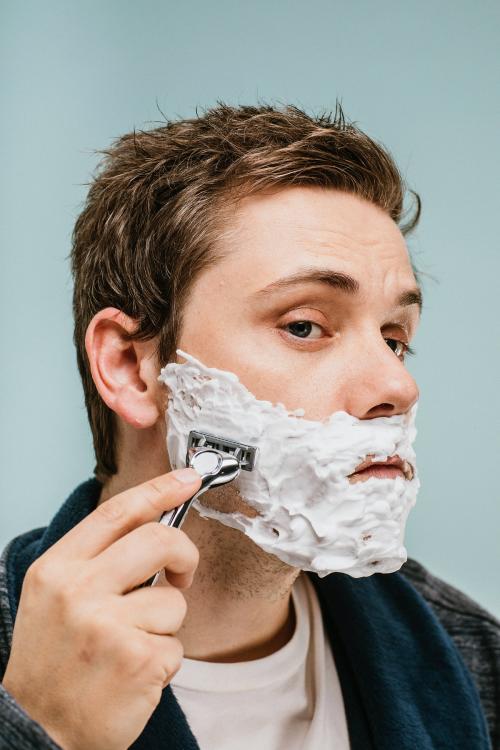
<box><xmin>85</xmin><ymin>307</ymin><xmax>161</xmax><ymax>429</ymax></box>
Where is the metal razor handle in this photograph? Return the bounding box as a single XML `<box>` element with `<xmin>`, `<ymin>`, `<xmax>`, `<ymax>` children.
<box><xmin>139</xmin><ymin>446</ymin><xmax>242</xmax><ymax>588</ymax></box>
<box><xmin>163</xmin><ymin>447</ymin><xmax>242</xmax><ymax>529</ymax></box>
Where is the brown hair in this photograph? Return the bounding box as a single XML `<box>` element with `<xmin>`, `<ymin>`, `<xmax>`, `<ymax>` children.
<box><xmin>70</xmin><ymin>101</ymin><xmax>421</xmax><ymax>483</ymax></box>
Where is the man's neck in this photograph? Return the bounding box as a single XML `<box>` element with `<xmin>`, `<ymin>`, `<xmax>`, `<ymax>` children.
<box><xmin>99</xmin><ymin>462</ymin><xmax>301</xmax><ymax>663</ymax></box>
<box><xmin>173</xmin><ymin>506</ymin><xmax>300</xmax><ymax>662</ymax></box>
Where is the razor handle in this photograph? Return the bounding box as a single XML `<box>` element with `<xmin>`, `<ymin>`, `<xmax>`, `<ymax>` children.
<box><xmin>138</xmin><ymin>445</ymin><xmax>241</xmax><ymax>588</ymax></box>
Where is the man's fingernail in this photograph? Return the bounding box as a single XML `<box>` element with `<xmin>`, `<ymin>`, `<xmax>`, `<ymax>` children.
<box><xmin>172</xmin><ymin>468</ymin><xmax>201</xmax><ymax>484</ymax></box>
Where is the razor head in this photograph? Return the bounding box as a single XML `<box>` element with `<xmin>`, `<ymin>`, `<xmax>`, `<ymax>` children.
<box><xmin>186</xmin><ymin>430</ymin><xmax>258</xmax><ymax>471</ymax></box>
<box><xmin>187</xmin><ymin>447</ymin><xmax>241</xmax><ymax>490</ymax></box>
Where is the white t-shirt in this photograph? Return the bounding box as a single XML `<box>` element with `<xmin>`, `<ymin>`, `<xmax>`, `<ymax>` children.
<box><xmin>170</xmin><ymin>572</ymin><xmax>350</xmax><ymax>749</ymax></box>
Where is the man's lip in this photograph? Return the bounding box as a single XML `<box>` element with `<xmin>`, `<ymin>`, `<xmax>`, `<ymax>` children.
<box><xmin>349</xmin><ymin>455</ymin><xmax>414</xmax><ymax>480</ymax></box>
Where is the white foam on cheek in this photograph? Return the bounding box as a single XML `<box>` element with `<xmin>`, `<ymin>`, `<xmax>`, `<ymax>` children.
<box><xmin>159</xmin><ymin>349</ymin><xmax>420</xmax><ymax>578</ymax></box>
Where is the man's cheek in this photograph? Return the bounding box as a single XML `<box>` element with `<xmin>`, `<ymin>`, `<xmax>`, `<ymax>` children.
<box><xmin>197</xmin><ymin>483</ymin><xmax>259</xmax><ymax>519</ymax></box>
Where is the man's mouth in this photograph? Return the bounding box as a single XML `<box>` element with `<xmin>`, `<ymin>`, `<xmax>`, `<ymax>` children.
<box><xmin>348</xmin><ymin>455</ymin><xmax>414</xmax><ymax>483</ymax></box>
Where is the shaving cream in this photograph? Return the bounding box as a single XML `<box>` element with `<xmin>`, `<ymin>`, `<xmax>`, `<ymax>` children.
<box><xmin>159</xmin><ymin>350</ymin><xmax>420</xmax><ymax>578</ymax></box>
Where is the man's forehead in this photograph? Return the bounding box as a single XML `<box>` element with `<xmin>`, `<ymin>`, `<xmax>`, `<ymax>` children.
<box><xmin>223</xmin><ymin>203</ymin><xmax>409</xmax><ymax>263</ymax></box>
<box><xmin>211</xmin><ymin>188</ymin><xmax>420</xmax><ymax>310</ymax></box>
<box><xmin>224</xmin><ymin>187</ymin><xmax>409</xmax><ymax>263</ymax></box>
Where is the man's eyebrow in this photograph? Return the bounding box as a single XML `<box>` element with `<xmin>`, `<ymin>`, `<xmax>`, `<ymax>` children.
<box><xmin>396</xmin><ymin>288</ymin><xmax>423</xmax><ymax>312</ymax></box>
<box><xmin>252</xmin><ymin>266</ymin><xmax>423</xmax><ymax>313</ymax></box>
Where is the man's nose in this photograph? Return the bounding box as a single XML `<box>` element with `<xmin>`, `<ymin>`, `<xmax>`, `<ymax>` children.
<box><xmin>342</xmin><ymin>336</ymin><xmax>419</xmax><ymax>419</ymax></box>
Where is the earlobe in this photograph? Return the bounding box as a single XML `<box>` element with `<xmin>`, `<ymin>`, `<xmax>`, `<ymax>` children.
<box><xmin>85</xmin><ymin>307</ymin><xmax>160</xmax><ymax>428</ymax></box>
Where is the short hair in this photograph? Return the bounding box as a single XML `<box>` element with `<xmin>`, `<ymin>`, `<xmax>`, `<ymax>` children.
<box><xmin>70</xmin><ymin>101</ymin><xmax>420</xmax><ymax>482</ymax></box>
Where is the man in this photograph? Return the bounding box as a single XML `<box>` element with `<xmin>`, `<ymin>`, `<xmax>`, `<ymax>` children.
<box><xmin>1</xmin><ymin>103</ymin><xmax>498</xmax><ymax>750</ymax></box>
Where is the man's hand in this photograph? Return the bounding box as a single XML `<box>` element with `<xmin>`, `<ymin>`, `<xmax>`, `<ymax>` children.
<box><xmin>1</xmin><ymin>468</ymin><xmax>202</xmax><ymax>750</ymax></box>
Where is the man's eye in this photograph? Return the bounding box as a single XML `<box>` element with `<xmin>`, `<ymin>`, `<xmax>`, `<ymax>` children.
<box><xmin>385</xmin><ymin>338</ymin><xmax>416</xmax><ymax>360</ymax></box>
<box><xmin>285</xmin><ymin>321</ymin><xmax>323</xmax><ymax>340</ymax></box>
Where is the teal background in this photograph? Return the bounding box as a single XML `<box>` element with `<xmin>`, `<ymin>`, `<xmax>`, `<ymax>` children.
<box><xmin>1</xmin><ymin>1</ymin><xmax>499</xmax><ymax>616</ymax></box>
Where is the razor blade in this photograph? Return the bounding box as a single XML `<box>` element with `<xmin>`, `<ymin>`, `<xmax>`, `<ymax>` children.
<box><xmin>186</xmin><ymin>430</ymin><xmax>258</xmax><ymax>471</ymax></box>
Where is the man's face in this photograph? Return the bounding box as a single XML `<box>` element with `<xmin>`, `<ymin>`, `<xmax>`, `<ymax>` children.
<box><xmin>177</xmin><ymin>186</ymin><xmax>420</xmax><ymax>422</ymax></box>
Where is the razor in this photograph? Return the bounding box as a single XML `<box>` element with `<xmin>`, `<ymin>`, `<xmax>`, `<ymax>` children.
<box><xmin>142</xmin><ymin>430</ymin><xmax>258</xmax><ymax>587</ymax></box>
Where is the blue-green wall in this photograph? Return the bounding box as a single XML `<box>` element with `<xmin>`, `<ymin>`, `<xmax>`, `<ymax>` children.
<box><xmin>1</xmin><ymin>0</ymin><xmax>498</xmax><ymax>616</ymax></box>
